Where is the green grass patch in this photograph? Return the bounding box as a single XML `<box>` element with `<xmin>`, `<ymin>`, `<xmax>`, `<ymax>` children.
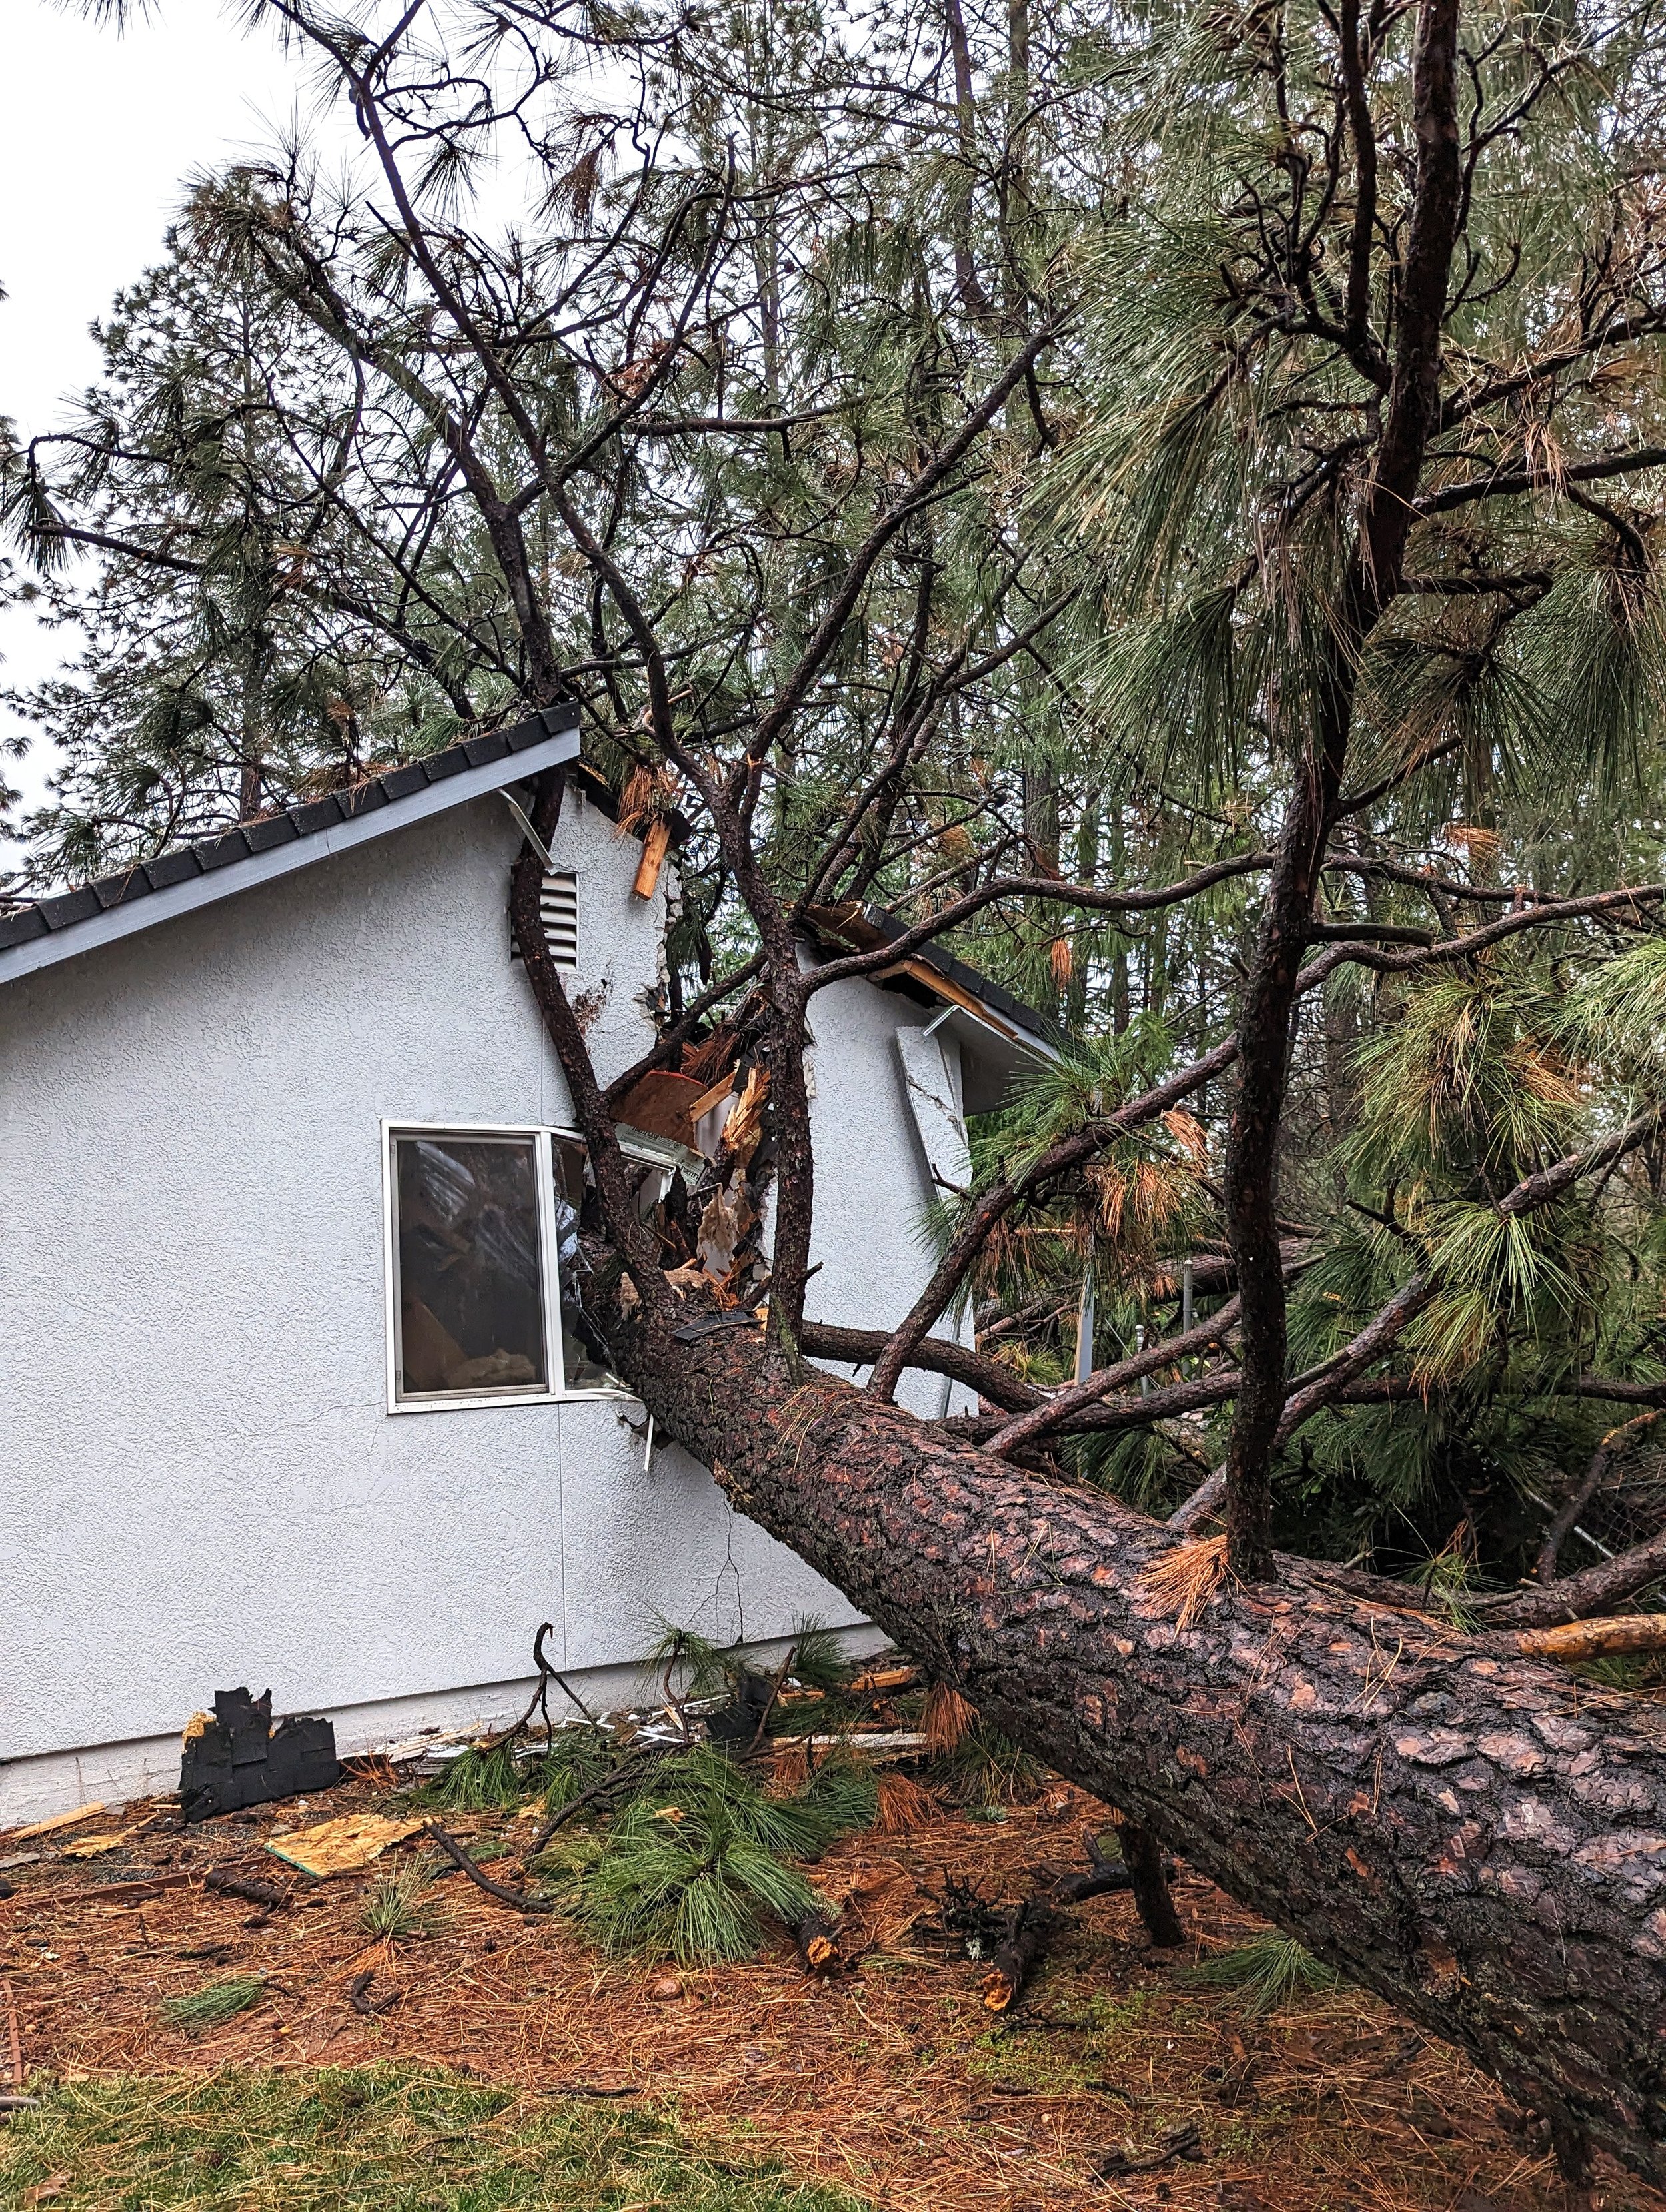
<box><xmin>0</xmin><ymin>2065</ymin><xmax>864</xmax><ymax>2209</ymax></box>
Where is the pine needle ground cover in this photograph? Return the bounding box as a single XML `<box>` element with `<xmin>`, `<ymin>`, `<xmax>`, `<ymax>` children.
<box><xmin>0</xmin><ymin>2067</ymin><xmax>859</xmax><ymax>2211</ymax></box>
<box><xmin>3</xmin><ymin>1771</ymin><xmax>1658</xmax><ymax>2211</ymax></box>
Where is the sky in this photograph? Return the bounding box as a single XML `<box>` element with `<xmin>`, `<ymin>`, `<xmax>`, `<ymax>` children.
<box><xmin>1</xmin><ymin>0</ymin><xmax>326</xmax><ymax>866</ymax></box>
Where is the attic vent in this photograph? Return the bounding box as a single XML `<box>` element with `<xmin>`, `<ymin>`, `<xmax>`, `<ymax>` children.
<box><xmin>511</xmin><ymin>870</ymin><xmax>579</xmax><ymax>970</ymax></box>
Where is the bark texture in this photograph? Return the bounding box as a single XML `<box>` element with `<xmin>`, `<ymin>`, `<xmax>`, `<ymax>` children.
<box><xmin>616</xmin><ymin>1303</ymin><xmax>1666</xmax><ymax>2186</ymax></box>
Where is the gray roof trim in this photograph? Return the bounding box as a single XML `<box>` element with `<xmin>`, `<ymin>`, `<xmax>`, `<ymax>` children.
<box><xmin>0</xmin><ymin>709</ymin><xmax>581</xmax><ymax>989</ymax></box>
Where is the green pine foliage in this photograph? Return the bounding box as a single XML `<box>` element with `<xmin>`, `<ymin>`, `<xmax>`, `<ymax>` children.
<box><xmin>783</xmin><ymin>1616</ymin><xmax>852</xmax><ymax>1696</ymax></box>
<box><xmin>931</xmin><ymin>1724</ymin><xmax>1046</xmax><ymax>1810</ymax></box>
<box><xmin>536</xmin><ymin>1724</ymin><xmax>622</xmax><ymax>1814</ymax></box>
<box><xmin>158</xmin><ymin>1976</ymin><xmax>267</xmax><ymax>2031</ymax></box>
<box><xmin>418</xmin><ymin>1738</ymin><xmax>528</xmax><ymax>1814</ymax></box>
<box><xmin>1186</xmin><ymin>1936</ymin><xmax>1343</xmax><ymax>2015</ymax></box>
<box><xmin>542</xmin><ymin>1746</ymin><xmax>876</xmax><ymax>1964</ymax></box>
<box><xmin>359</xmin><ymin>1852</ymin><xmax>448</xmax><ymax>1940</ymax></box>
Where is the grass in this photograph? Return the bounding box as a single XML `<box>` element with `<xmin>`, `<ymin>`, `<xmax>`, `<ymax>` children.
<box><xmin>156</xmin><ymin>1977</ymin><xmax>267</xmax><ymax>2033</ymax></box>
<box><xmin>0</xmin><ymin>2067</ymin><xmax>863</xmax><ymax>2210</ymax></box>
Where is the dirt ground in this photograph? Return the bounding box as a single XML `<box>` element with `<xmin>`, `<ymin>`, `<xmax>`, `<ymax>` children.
<box><xmin>2</xmin><ymin>1771</ymin><xmax>1660</xmax><ymax>2212</ymax></box>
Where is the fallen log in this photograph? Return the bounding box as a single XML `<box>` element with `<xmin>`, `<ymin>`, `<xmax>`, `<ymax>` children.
<box><xmin>610</xmin><ymin>1303</ymin><xmax>1666</xmax><ymax>2188</ymax></box>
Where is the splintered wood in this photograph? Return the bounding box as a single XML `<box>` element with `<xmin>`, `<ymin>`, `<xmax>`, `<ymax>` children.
<box><xmin>0</xmin><ymin>1774</ymin><xmax>1653</xmax><ymax>2212</ymax></box>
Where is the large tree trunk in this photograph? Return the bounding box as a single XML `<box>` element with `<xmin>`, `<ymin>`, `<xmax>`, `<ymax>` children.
<box><xmin>616</xmin><ymin>1301</ymin><xmax>1666</xmax><ymax>2187</ymax></box>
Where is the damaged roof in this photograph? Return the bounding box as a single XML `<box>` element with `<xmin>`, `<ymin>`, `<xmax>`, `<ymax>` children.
<box><xmin>802</xmin><ymin>900</ymin><xmax>1057</xmax><ymax>1112</ymax></box>
<box><xmin>0</xmin><ymin>706</ymin><xmax>582</xmax><ymax>988</ymax></box>
<box><xmin>802</xmin><ymin>899</ymin><xmax>1053</xmax><ymax>1043</ymax></box>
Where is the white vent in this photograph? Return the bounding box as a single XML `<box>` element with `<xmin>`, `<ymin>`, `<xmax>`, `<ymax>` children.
<box><xmin>540</xmin><ymin>870</ymin><xmax>578</xmax><ymax>969</ymax></box>
<box><xmin>512</xmin><ymin>869</ymin><xmax>578</xmax><ymax>970</ymax></box>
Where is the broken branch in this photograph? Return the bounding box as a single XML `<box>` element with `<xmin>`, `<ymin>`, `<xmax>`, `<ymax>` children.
<box><xmin>1515</xmin><ymin>1616</ymin><xmax>1666</xmax><ymax>1661</ymax></box>
<box><xmin>425</xmin><ymin>1823</ymin><xmax>558</xmax><ymax>1913</ymax></box>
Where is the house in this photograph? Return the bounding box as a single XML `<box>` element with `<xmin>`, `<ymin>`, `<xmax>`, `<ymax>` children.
<box><xmin>0</xmin><ymin>704</ymin><xmax>1052</xmax><ymax>1823</ymax></box>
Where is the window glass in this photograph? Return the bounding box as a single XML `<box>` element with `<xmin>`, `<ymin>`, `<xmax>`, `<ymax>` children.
<box><xmin>551</xmin><ymin>1139</ymin><xmax>622</xmax><ymax>1390</ymax></box>
<box><xmin>393</xmin><ymin>1135</ymin><xmax>549</xmax><ymax>1396</ymax></box>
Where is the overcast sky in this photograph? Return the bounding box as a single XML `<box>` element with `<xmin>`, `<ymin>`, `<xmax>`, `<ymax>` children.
<box><xmin>1</xmin><ymin>0</ymin><xmax>324</xmax><ymax>863</ymax></box>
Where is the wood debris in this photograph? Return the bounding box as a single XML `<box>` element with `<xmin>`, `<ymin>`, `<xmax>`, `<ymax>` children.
<box><xmin>1</xmin><ymin>1805</ymin><xmax>105</xmax><ymax>1844</ymax></box>
<box><xmin>265</xmin><ymin>1812</ymin><xmax>425</xmax><ymax>1878</ymax></box>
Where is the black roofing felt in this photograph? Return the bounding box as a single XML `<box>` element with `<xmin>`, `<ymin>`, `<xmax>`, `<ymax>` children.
<box><xmin>0</xmin><ymin>707</ymin><xmax>578</xmax><ymax>955</ymax></box>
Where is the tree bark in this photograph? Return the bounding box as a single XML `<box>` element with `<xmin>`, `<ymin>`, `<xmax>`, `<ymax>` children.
<box><xmin>611</xmin><ymin>1298</ymin><xmax>1666</xmax><ymax>2188</ymax></box>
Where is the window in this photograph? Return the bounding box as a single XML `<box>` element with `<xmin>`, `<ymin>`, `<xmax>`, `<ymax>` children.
<box><xmin>383</xmin><ymin>1122</ymin><xmax>664</xmax><ymax>1408</ymax></box>
<box><xmin>551</xmin><ymin>1135</ymin><xmax>622</xmax><ymax>1392</ymax></box>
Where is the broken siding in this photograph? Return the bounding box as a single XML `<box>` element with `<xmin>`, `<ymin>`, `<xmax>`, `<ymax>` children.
<box><xmin>0</xmin><ymin>786</ymin><xmax>856</xmax><ymax>1817</ymax></box>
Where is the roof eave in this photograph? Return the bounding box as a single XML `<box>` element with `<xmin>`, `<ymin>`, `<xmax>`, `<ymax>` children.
<box><xmin>799</xmin><ymin>899</ymin><xmax>1058</xmax><ymax>1061</ymax></box>
<box><xmin>0</xmin><ymin>714</ymin><xmax>582</xmax><ymax>991</ymax></box>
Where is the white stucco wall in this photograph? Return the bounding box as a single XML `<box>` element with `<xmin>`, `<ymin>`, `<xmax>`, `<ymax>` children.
<box><xmin>802</xmin><ymin>975</ymin><xmax>979</xmax><ymax>1420</ymax></box>
<box><xmin>1</xmin><ymin>784</ymin><xmax>888</xmax><ymax>1823</ymax></box>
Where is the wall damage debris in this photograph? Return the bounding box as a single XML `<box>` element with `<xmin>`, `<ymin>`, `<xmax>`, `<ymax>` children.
<box><xmin>264</xmin><ymin>1811</ymin><xmax>426</xmax><ymax>1878</ymax></box>
<box><xmin>178</xmin><ymin>1689</ymin><xmax>342</xmax><ymax>1823</ymax></box>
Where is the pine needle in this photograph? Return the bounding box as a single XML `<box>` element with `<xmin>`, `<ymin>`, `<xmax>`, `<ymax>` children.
<box><xmin>874</xmin><ymin>1772</ymin><xmax>940</xmax><ymax>1834</ymax></box>
<box><xmin>359</xmin><ymin>1852</ymin><xmax>446</xmax><ymax>1939</ymax></box>
<box><xmin>159</xmin><ymin>1977</ymin><xmax>266</xmax><ymax>2031</ymax></box>
<box><xmin>548</xmin><ymin>1745</ymin><xmax>877</xmax><ymax>1964</ymax></box>
<box><xmin>417</xmin><ymin>1739</ymin><xmax>527</xmax><ymax>1813</ymax></box>
<box><xmin>922</xmin><ymin>1684</ymin><xmax>976</xmax><ymax>1754</ymax></box>
<box><xmin>1135</xmin><ymin>1534</ymin><xmax>1232</xmax><ymax>1628</ymax></box>
<box><xmin>932</xmin><ymin>1724</ymin><xmax>1046</xmax><ymax>1807</ymax></box>
<box><xmin>1185</xmin><ymin>1934</ymin><xmax>1342</xmax><ymax>2013</ymax></box>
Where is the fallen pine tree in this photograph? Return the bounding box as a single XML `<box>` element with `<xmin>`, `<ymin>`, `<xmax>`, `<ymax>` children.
<box><xmin>85</xmin><ymin>0</ymin><xmax>1666</xmax><ymax>2187</ymax></box>
<box><xmin>601</xmin><ymin>1295</ymin><xmax>1666</xmax><ymax>2189</ymax></box>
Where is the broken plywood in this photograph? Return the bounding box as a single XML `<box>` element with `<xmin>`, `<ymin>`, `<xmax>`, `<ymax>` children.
<box><xmin>265</xmin><ymin>1812</ymin><xmax>426</xmax><ymax>1878</ymax></box>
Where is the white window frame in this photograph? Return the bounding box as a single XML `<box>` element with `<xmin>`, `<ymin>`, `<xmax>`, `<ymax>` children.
<box><xmin>381</xmin><ymin>1118</ymin><xmax>640</xmax><ymax>1414</ymax></box>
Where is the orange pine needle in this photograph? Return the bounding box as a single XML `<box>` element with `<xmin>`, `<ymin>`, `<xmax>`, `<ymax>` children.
<box><xmin>922</xmin><ymin>1683</ymin><xmax>976</xmax><ymax>1754</ymax></box>
<box><xmin>1135</xmin><ymin>1534</ymin><xmax>1232</xmax><ymax>1629</ymax></box>
<box><xmin>874</xmin><ymin>1772</ymin><xmax>941</xmax><ymax>1835</ymax></box>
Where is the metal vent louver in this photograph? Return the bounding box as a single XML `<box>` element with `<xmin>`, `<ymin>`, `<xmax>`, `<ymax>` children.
<box><xmin>511</xmin><ymin>869</ymin><xmax>578</xmax><ymax>970</ymax></box>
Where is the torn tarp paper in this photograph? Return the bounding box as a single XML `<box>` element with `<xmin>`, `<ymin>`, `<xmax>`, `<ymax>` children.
<box><xmin>178</xmin><ymin>1688</ymin><xmax>343</xmax><ymax>1822</ymax></box>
